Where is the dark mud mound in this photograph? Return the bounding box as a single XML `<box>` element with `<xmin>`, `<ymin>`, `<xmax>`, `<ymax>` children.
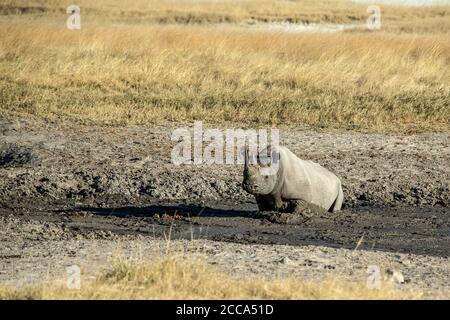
<box><xmin>0</xmin><ymin>145</ymin><xmax>36</xmax><ymax>168</ymax></box>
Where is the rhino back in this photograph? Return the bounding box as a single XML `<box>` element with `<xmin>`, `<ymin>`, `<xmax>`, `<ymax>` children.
<box><xmin>277</xmin><ymin>147</ymin><xmax>340</xmax><ymax>210</ymax></box>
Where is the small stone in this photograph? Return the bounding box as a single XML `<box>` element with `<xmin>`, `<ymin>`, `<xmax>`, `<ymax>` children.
<box><xmin>279</xmin><ymin>256</ymin><xmax>294</xmax><ymax>265</ymax></box>
<box><xmin>385</xmin><ymin>269</ymin><xmax>405</xmax><ymax>284</ymax></box>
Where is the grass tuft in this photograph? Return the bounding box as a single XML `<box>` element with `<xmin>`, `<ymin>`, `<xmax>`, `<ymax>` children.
<box><xmin>0</xmin><ymin>257</ymin><xmax>422</xmax><ymax>300</ymax></box>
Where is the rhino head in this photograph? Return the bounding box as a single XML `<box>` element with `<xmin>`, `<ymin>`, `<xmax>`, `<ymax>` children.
<box><xmin>242</xmin><ymin>144</ymin><xmax>279</xmax><ymax>195</ymax></box>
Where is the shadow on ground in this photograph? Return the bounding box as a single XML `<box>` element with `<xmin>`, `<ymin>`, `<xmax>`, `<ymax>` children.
<box><xmin>81</xmin><ymin>203</ymin><xmax>257</xmax><ymax>219</ymax></box>
<box><xmin>64</xmin><ymin>202</ymin><xmax>450</xmax><ymax>257</ymax></box>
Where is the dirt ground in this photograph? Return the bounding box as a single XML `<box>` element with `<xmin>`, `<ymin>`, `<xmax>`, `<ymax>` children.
<box><xmin>0</xmin><ymin>118</ymin><xmax>449</xmax><ymax>297</ymax></box>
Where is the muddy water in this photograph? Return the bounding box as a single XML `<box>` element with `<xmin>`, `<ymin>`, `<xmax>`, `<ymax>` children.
<box><xmin>10</xmin><ymin>200</ymin><xmax>448</xmax><ymax>257</ymax></box>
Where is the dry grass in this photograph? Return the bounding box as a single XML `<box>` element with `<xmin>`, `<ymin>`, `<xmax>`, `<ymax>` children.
<box><xmin>0</xmin><ymin>1</ymin><xmax>449</xmax><ymax>132</ymax></box>
<box><xmin>1</xmin><ymin>0</ymin><xmax>450</xmax><ymax>34</ymax></box>
<box><xmin>0</xmin><ymin>257</ymin><xmax>421</xmax><ymax>300</ymax></box>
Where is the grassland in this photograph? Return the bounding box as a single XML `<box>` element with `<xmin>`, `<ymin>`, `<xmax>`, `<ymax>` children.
<box><xmin>0</xmin><ymin>0</ymin><xmax>449</xmax><ymax>132</ymax></box>
<box><xmin>0</xmin><ymin>257</ymin><xmax>421</xmax><ymax>299</ymax></box>
<box><xmin>1</xmin><ymin>0</ymin><xmax>450</xmax><ymax>34</ymax></box>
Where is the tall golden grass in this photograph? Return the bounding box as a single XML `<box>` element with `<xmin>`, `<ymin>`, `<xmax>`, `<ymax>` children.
<box><xmin>0</xmin><ymin>1</ymin><xmax>449</xmax><ymax>132</ymax></box>
<box><xmin>0</xmin><ymin>257</ymin><xmax>422</xmax><ymax>299</ymax></box>
<box><xmin>1</xmin><ymin>0</ymin><xmax>449</xmax><ymax>33</ymax></box>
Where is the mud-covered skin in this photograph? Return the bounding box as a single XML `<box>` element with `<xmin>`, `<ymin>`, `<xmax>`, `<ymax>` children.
<box><xmin>256</xmin><ymin>197</ymin><xmax>327</xmax><ymax>223</ymax></box>
<box><xmin>254</xmin><ymin>194</ymin><xmax>286</xmax><ymax>211</ymax></box>
<box><xmin>243</xmin><ymin>153</ymin><xmax>315</xmax><ymax>219</ymax></box>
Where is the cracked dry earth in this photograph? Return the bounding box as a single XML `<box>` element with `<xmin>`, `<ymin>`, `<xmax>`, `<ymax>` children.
<box><xmin>0</xmin><ymin>118</ymin><xmax>449</xmax><ymax>297</ymax></box>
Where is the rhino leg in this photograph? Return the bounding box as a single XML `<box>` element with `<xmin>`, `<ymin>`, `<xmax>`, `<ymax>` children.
<box><xmin>287</xmin><ymin>199</ymin><xmax>326</xmax><ymax>216</ymax></box>
<box><xmin>255</xmin><ymin>194</ymin><xmax>288</xmax><ymax>212</ymax></box>
<box><xmin>254</xmin><ymin>195</ymin><xmax>273</xmax><ymax>211</ymax></box>
<box><xmin>262</xmin><ymin>199</ymin><xmax>327</xmax><ymax>224</ymax></box>
<box><xmin>255</xmin><ymin>194</ymin><xmax>292</xmax><ymax>222</ymax></box>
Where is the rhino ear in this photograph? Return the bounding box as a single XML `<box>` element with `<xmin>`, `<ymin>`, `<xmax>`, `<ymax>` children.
<box><xmin>271</xmin><ymin>148</ymin><xmax>280</xmax><ymax>164</ymax></box>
